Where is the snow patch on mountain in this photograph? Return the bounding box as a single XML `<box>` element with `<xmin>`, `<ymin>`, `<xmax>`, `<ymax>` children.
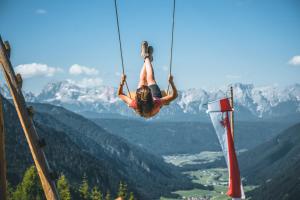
<box><xmin>0</xmin><ymin>84</ymin><xmax>37</xmax><ymax>102</ymax></box>
<box><xmin>0</xmin><ymin>84</ymin><xmax>10</xmax><ymax>99</ymax></box>
<box><xmin>37</xmin><ymin>80</ymin><xmax>118</xmax><ymax>104</ymax></box>
<box><xmin>37</xmin><ymin>81</ymin><xmax>300</xmax><ymax>118</ymax></box>
<box><xmin>1</xmin><ymin>80</ymin><xmax>300</xmax><ymax>120</ymax></box>
<box><xmin>178</xmin><ymin>88</ymin><xmax>209</xmax><ymax>113</ymax></box>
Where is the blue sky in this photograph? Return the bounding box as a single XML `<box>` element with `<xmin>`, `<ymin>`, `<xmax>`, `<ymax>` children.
<box><xmin>0</xmin><ymin>0</ymin><xmax>300</xmax><ymax>93</ymax></box>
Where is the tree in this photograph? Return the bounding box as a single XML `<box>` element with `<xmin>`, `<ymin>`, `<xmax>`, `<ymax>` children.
<box><xmin>104</xmin><ymin>190</ymin><xmax>111</xmax><ymax>200</ymax></box>
<box><xmin>91</xmin><ymin>186</ymin><xmax>102</xmax><ymax>200</ymax></box>
<box><xmin>117</xmin><ymin>181</ymin><xmax>127</xmax><ymax>199</ymax></box>
<box><xmin>13</xmin><ymin>165</ymin><xmax>44</xmax><ymax>200</ymax></box>
<box><xmin>6</xmin><ymin>181</ymin><xmax>14</xmax><ymax>200</ymax></box>
<box><xmin>79</xmin><ymin>174</ymin><xmax>89</xmax><ymax>200</ymax></box>
<box><xmin>57</xmin><ymin>174</ymin><xmax>71</xmax><ymax>200</ymax></box>
<box><xmin>128</xmin><ymin>192</ymin><xmax>135</xmax><ymax>200</ymax></box>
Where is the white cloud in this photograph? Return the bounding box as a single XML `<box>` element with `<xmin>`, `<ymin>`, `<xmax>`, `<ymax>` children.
<box><xmin>69</xmin><ymin>64</ymin><xmax>99</xmax><ymax>76</ymax></box>
<box><xmin>15</xmin><ymin>63</ymin><xmax>62</xmax><ymax>79</ymax></box>
<box><xmin>288</xmin><ymin>55</ymin><xmax>300</xmax><ymax>66</ymax></box>
<box><xmin>36</xmin><ymin>9</ymin><xmax>47</xmax><ymax>15</ymax></box>
<box><xmin>74</xmin><ymin>78</ymin><xmax>103</xmax><ymax>88</ymax></box>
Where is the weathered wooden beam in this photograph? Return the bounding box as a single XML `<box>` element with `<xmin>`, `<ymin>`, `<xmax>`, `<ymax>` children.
<box><xmin>0</xmin><ymin>95</ymin><xmax>7</xmax><ymax>200</ymax></box>
<box><xmin>3</xmin><ymin>41</ymin><xmax>10</xmax><ymax>59</ymax></box>
<box><xmin>0</xmin><ymin>35</ymin><xmax>59</xmax><ymax>200</ymax></box>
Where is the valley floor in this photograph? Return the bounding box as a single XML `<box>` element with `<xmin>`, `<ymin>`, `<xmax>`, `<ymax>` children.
<box><xmin>161</xmin><ymin>152</ymin><xmax>257</xmax><ymax>200</ymax></box>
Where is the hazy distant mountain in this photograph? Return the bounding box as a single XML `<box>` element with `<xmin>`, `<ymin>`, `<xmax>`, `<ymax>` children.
<box><xmin>35</xmin><ymin>81</ymin><xmax>131</xmax><ymax>116</ymax></box>
<box><xmin>2</xmin><ymin>81</ymin><xmax>300</xmax><ymax>121</ymax></box>
<box><xmin>0</xmin><ymin>84</ymin><xmax>10</xmax><ymax>98</ymax></box>
<box><xmin>18</xmin><ymin>81</ymin><xmax>300</xmax><ymax>121</ymax></box>
<box><xmin>1</xmin><ymin>84</ymin><xmax>38</xmax><ymax>102</ymax></box>
<box><xmin>3</xmin><ymin>97</ymin><xmax>196</xmax><ymax>199</ymax></box>
<box><xmin>92</xmin><ymin>118</ymin><xmax>292</xmax><ymax>156</ymax></box>
<box><xmin>239</xmin><ymin>123</ymin><xmax>300</xmax><ymax>200</ymax></box>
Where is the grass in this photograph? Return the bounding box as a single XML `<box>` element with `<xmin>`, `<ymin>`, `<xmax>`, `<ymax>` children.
<box><xmin>163</xmin><ymin>151</ymin><xmax>223</xmax><ymax>167</ymax></box>
<box><xmin>161</xmin><ymin>152</ymin><xmax>257</xmax><ymax>200</ymax></box>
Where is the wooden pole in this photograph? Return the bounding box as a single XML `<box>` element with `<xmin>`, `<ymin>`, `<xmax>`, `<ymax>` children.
<box><xmin>230</xmin><ymin>86</ymin><xmax>234</xmax><ymax>139</ymax></box>
<box><xmin>0</xmin><ymin>36</ymin><xmax>59</xmax><ymax>200</ymax></box>
<box><xmin>0</xmin><ymin>95</ymin><xmax>7</xmax><ymax>200</ymax></box>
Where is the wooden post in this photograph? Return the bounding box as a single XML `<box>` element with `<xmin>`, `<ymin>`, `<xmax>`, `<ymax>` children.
<box><xmin>0</xmin><ymin>36</ymin><xmax>59</xmax><ymax>200</ymax></box>
<box><xmin>0</xmin><ymin>95</ymin><xmax>7</xmax><ymax>200</ymax></box>
<box><xmin>230</xmin><ymin>86</ymin><xmax>234</xmax><ymax>139</ymax></box>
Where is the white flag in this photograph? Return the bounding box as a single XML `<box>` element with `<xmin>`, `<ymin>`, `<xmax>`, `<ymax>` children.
<box><xmin>207</xmin><ymin>98</ymin><xmax>245</xmax><ymax>199</ymax></box>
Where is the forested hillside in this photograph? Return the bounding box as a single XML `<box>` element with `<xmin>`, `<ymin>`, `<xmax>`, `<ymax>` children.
<box><xmin>239</xmin><ymin>123</ymin><xmax>300</xmax><ymax>200</ymax></box>
<box><xmin>3</xmin><ymin>97</ymin><xmax>198</xmax><ymax>199</ymax></box>
<box><xmin>93</xmin><ymin>118</ymin><xmax>290</xmax><ymax>155</ymax></box>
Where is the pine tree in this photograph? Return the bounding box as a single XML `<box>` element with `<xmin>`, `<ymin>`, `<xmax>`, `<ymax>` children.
<box><xmin>6</xmin><ymin>181</ymin><xmax>14</xmax><ymax>200</ymax></box>
<box><xmin>13</xmin><ymin>165</ymin><xmax>44</xmax><ymax>200</ymax></box>
<box><xmin>117</xmin><ymin>181</ymin><xmax>127</xmax><ymax>199</ymax></box>
<box><xmin>79</xmin><ymin>174</ymin><xmax>89</xmax><ymax>200</ymax></box>
<box><xmin>13</xmin><ymin>185</ymin><xmax>23</xmax><ymax>200</ymax></box>
<box><xmin>57</xmin><ymin>174</ymin><xmax>71</xmax><ymax>200</ymax></box>
<box><xmin>129</xmin><ymin>192</ymin><xmax>135</xmax><ymax>200</ymax></box>
<box><xmin>104</xmin><ymin>190</ymin><xmax>111</xmax><ymax>200</ymax></box>
<box><xmin>91</xmin><ymin>186</ymin><xmax>102</xmax><ymax>200</ymax></box>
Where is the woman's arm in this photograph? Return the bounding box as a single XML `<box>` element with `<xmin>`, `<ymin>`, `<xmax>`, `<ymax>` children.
<box><xmin>161</xmin><ymin>75</ymin><xmax>178</xmax><ymax>105</ymax></box>
<box><xmin>118</xmin><ymin>75</ymin><xmax>133</xmax><ymax>105</ymax></box>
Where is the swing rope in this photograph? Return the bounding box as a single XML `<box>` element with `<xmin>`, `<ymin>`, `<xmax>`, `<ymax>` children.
<box><xmin>167</xmin><ymin>0</ymin><xmax>176</xmax><ymax>95</ymax></box>
<box><xmin>114</xmin><ymin>0</ymin><xmax>131</xmax><ymax>98</ymax></box>
<box><xmin>114</xmin><ymin>0</ymin><xmax>176</xmax><ymax>97</ymax></box>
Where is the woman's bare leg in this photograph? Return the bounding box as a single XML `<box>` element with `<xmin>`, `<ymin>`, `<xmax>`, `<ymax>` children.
<box><xmin>138</xmin><ymin>62</ymin><xmax>147</xmax><ymax>88</ymax></box>
<box><xmin>145</xmin><ymin>57</ymin><xmax>156</xmax><ymax>85</ymax></box>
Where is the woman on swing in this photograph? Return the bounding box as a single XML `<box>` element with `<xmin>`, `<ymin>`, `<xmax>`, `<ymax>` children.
<box><xmin>118</xmin><ymin>41</ymin><xmax>178</xmax><ymax>118</ymax></box>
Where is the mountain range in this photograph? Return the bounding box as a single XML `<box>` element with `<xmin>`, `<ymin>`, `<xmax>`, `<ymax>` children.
<box><xmin>2</xmin><ymin>81</ymin><xmax>300</xmax><ymax>199</ymax></box>
<box><xmin>92</xmin><ymin>118</ymin><xmax>292</xmax><ymax>156</ymax></box>
<box><xmin>239</xmin><ymin>122</ymin><xmax>300</xmax><ymax>200</ymax></box>
<box><xmin>3</xmin><ymin>96</ymin><xmax>198</xmax><ymax>199</ymax></box>
<box><xmin>2</xmin><ymin>81</ymin><xmax>300</xmax><ymax>121</ymax></box>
